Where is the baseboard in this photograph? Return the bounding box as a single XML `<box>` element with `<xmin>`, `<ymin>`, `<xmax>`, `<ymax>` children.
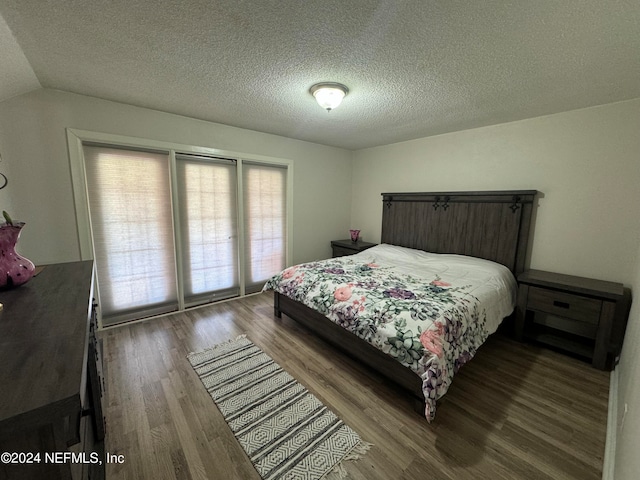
<box><xmin>602</xmin><ymin>367</ymin><xmax>619</xmax><ymax>480</ymax></box>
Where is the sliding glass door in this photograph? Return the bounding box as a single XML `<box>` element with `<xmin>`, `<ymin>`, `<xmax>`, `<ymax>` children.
<box><xmin>83</xmin><ymin>145</ymin><xmax>178</xmax><ymax>324</ymax></box>
<box><xmin>176</xmin><ymin>154</ymin><xmax>240</xmax><ymax>306</ymax></box>
<box><xmin>243</xmin><ymin>162</ymin><xmax>287</xmax><ymax>294</ymax></box>
<box><xmin>80</xmin><ymin>141</ymin><xmax>290</xmax><ymax>326</ymax></box>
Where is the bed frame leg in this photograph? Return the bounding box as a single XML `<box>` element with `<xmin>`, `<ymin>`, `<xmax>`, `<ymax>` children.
<box><xmin>274</xmin><ymin>292</ymin><xmax>282</xmax><ymax>318</ymax></box>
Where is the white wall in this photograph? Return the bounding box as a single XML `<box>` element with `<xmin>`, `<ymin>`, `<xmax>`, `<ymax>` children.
<box><xmin>351</xmin><ymin>99</ymin><xmax>640</xmax><ymax>286</ymax></box>
<box><xmin>0</xmin><ymin>88</ymin><xmax>353</xmax><ymax>265</ymax></box>
<box><xmin>614</xmin><ymin>239</ymin><xmax>640</xmax><ymax>480</ymax></box>
<box><xmin>351</xmin><ymin>98</ymin><xmax>640</xmax><ymax>478</ymax></box>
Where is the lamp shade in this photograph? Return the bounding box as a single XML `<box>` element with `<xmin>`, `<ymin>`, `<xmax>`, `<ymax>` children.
<box><xmin>309</xmin><ymin>82</ymin><xmax>348</xmax><ymax>111</ymax></box>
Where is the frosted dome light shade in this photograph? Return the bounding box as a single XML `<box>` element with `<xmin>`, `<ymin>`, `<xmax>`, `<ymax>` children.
<box><xmin>309</xmin><ymin>83</ymin><xmax>348</xmax><ymax>111</ymax></box>
<box><xmin>313</xmin><ymin>87</ymin><xmax>345</xmax><ymax>110</ymax></box>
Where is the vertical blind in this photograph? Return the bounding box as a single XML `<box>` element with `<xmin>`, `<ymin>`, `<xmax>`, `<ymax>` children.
<box><xmin>243</xmin><ymin>162</ymin><xmax>287</xmax><ymax>293</ymax></box>
<box><xmin>176</xmin><ymin>155</ymin><xmax>239</xmax><ymax>306</ymax></box>
<box><xmin>83</xmin><ymin>144</ymin><xmax>289</xmax><ymax>324</ymax></box>
<box><xmin>83</xmin><ymin>145</ymin><xmax>178</xmax><ymax>324</ymax></box>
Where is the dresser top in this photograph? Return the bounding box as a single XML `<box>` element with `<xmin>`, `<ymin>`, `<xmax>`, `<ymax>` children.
<box><xmin>0</xmin><ymin>261</ymin><xmax>93</xmax><ymax>430</ymax></box>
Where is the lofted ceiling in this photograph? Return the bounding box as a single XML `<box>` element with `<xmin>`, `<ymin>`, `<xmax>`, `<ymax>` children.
<box><xmin>0</xmin><ymin>0</ymin><xmax>639</xmax><ymax>150</ymax></box>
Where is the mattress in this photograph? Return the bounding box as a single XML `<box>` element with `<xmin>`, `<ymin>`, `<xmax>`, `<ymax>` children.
<box><xmin>263</xmin><ymin>243</ymin><xmax>517</xmax><ymax>420</ymax></box>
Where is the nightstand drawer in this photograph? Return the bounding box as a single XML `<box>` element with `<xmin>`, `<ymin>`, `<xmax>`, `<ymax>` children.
<box><xmin>332</xmin><ymin>246</ymin><xmax>356</xmax><ymax>257</ymax></box>
<box><xmin>528</xmin><ymin>286</ymin><xmax>602</xmax><ymax>324</ymax></box>
<box><xmin>331</xmin><ymin>239</ymin><xmax>376</xmax><ymax>258</ymax></box>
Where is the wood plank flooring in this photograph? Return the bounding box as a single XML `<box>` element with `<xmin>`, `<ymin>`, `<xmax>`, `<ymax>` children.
<box><xmin>102</xmin><ymin>292</ymin><xmax>609</xmax><ymax>480</ymax></box>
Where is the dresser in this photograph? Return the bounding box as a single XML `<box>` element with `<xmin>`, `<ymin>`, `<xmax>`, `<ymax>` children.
<box><xmin>515</xmin><ymin>269</ymin><xmax>631</xmax><ymax>370</ymax></box>
<box><xmin>0</xmin><ymin>261</ymin><xmax>105</xmax><ymax>480</ymax></box>
<box><xmin>330</xmin><ymin>239</ymin><xmax>377</xmax><ymax>258</ymax></box>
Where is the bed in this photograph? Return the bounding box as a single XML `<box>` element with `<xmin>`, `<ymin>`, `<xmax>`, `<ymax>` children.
<box><xmin>264</xmin><ymin>190</ymin><xmax>537</xmax><ymax>421</ymax></box>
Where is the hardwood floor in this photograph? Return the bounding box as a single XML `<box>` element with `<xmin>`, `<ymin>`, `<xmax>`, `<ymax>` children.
<box><xmin>102</xmin><ymin>292</ymin><xmax>609</xmax><ymax>480</ymax></box>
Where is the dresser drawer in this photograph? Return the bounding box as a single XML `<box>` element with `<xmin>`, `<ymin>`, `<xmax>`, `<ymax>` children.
<box><xmin>527</xmin><ymin>286</ymin><xmax>602</xmax><ymax>324</ymax></box>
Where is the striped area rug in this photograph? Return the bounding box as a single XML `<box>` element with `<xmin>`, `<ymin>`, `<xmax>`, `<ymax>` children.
<box><xmin>187</xmin><ymin>336</ymin><xmax>370</xmax><ymax>480</ymax></box>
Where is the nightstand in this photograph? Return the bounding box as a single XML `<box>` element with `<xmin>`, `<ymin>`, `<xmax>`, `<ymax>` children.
<box><xmin>515</xmin><ymin>269</ymin><xmax>631</xmax><ymax>370</ymax></box>
<box><xmin>330</xmin><ymin>239</ymin><xmax>377</xmax><ymax>258</ymax></box>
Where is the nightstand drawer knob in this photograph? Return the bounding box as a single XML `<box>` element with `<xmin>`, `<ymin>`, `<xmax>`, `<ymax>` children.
<box><xmin>553</xmin><ymin>300</ymin><xmax>570</xmax><ymax>309</ymax></box>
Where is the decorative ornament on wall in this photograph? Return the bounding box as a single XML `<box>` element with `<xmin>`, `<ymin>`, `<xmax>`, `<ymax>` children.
<box><xmin>0</xmin><ymin>151</ymin><xmax>7</xmax><ymax>190</ymax></box>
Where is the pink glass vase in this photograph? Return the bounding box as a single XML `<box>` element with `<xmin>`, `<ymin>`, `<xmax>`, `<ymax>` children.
<box><xmin>0</xmin><ymin>223</ymin><xmax>35</xmax><ymax>289</ymax></box>
<box><xmin>349</xmin><ymin>229</ymin><xmax>360</xmax><ymax>242</ymax></box>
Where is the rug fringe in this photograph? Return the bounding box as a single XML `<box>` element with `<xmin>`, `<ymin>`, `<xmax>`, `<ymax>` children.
<box><xmin>322</xmin><ymin>441</ymin><xmax>373</xmax><ymax>480</ymax></box>
<box><xmin>187</xmin><ymin>333</ymin><xmax>247</xmax><ymax>357</ymax></box>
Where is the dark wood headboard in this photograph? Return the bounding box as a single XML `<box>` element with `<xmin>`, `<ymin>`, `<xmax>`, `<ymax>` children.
<box><xmin>381</xmin><ymin>190</ymin><xmax>537</xmax><ymax>274</ymax></box>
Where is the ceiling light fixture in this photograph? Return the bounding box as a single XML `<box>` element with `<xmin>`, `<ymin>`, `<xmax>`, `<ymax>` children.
<box><xmin>309</xmin><ymin>82</ymin><xmax>349</xmax><ymax>112</ymax></box>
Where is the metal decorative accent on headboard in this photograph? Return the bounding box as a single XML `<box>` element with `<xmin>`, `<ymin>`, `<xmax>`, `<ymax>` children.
<box><xmin>380</xmin><ymin>190</ymin><xmax>538</xmax><ymax>274</ymax></box>
<box><xmin>509</xmin><ymin>195</ymin><xmax>521</xmax><ymax>213</ymax></box>
<box><xmin>433</xmin><ymin>196</ymin><xmax>452</xmax><ymax>211</ymax></box>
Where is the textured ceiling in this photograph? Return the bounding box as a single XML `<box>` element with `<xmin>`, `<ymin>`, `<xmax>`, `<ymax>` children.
<box><xmin>0</xmin><ymin>0</ymin><xmax>639</xmax><ymax>150</ymax></box>
<box><xmin>0</xmin><ymin>12</ymin><xmax>40</xmax><ymax>102</ymax></box>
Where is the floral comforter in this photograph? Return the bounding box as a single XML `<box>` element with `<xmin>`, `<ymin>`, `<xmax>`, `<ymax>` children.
<box><xmin>263</xmin><ymin>244</ymin><xmax>517</xmax><ymax>421</ymax></box>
